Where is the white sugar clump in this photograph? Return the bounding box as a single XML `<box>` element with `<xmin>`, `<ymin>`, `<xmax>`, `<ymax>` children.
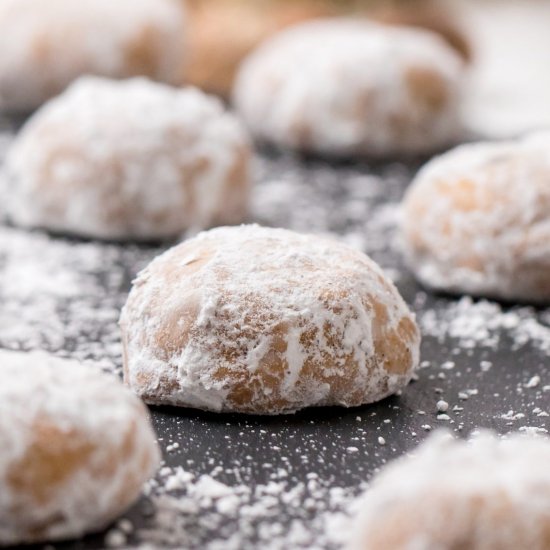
<box><xmin>234</xmin><ymin>18</ymin><xmax>464</xmax><ymax>157</ymax></box>
<box><xmin>121</xmin><ymin>224</ymin><xmax>420</xmax><ymax>414</ymax></box>
<box><xmin>402</xmin><ymin>133</ymin><xmax>550</xmax><ymax>303</ymax></box>
<box><xmin>0</xmin><ymin>349</ymin><xmax>160</xmax><ymax>545</ymax></box>
<box><xmin>350</xmin><ymin>430</ymin><xmax>550</xmax><ymax>550</ymax></box>
<box><xmin>0</xmin><ymin>0</ymin><xmax>186</xmax><ymax>111</ymax></box>
<box><xmin>138</xmin><ymin>466</ymin><xmax>362</xmax><ymax>550</ymax></box>
<box><xmin>3</xmin><ymin>76</ymin><xmax>251</xmax><ymax>240</ymax></box>
<box><xmin>420</xmin><ymin>296</ymin><xmax>550</xmax><ymax>355</ymax></box>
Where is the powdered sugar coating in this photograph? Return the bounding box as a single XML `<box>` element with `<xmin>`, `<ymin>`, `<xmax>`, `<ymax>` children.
<box><xmin>0</xmin><ymin>0</ymin><xmax>186</xmax><ymax>112</ymax></box>
<box><xmin>3</xmin><ymin>77</ymin><xmax>252</xmax><ymax>240</ymax></box>
<box><xmin>0</xmin><ymin>349</ymin><xmax>160</xmax><ymax>545</ymax></box>
<box><xmin>350</xmin><ymin>431</ymin><xmax>550</xmax><ymax>550</ymax></box>
<box><xmin>120</xmin><ymin>225</ymin><xmax>420</xmax><ymax>414</ymax></box>
<box><xmin>401</xmin><ymin>133</ymin><xmax>550</xmax><ymax>302</ymax></box>
<box><xmin>233</xmin><ymin>18</ymin><xmax>464</xmax><ymax>157</ymax></box>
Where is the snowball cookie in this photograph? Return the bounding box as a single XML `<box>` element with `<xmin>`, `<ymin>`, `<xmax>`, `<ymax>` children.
<box><xmin>120</xmin><ymin>225</ymin><xmax>420</xmax><ymax>414</ymax></box>
<box><xmin>233</xmin><ymin>19</ymin><xmax>464</xmax><ymax>158</ymax></box>
<box><xmin>0</xmin><ymin>0</ymin><xmax>186</xmax><ymax>112</ymax></box>
<box><xmin>3</xmin><ymin>77</ymin><xmax>251</xmax><ymax>241</ymax></box>
<box><xmin>401</xmin><ymin>135</ymin><xmax>550</xmax><ymax>302</ymax></box>
<box><xmin>0</xmin><ymin>349</ymin><xmax>160</xmax><ymax>545</ymax></box>
<box><xmin>349</xmin><ymin>431</ymin><xmax>550</xmax><ymax>550</ymax></box>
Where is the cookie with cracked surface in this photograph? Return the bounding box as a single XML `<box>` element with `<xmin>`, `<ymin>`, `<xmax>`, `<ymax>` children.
<box><xmin>120</xmin><ymin>224</ymin><xmax>420</xmax><ymax>414</ymax></box>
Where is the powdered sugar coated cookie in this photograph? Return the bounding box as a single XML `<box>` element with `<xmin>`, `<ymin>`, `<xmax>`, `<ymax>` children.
<box><xmin>234</xmin><ymin>19</ymin><xmax>464</xmax><ymax>157</ymax></box>
<box><xmin>3</xmin><ymin>77</ymin><xmax>251</xmax><ymax>240</ymax></box>
<box><xmin>350</xmin><ymin>431</ymin><xmax>550</xmax><ymax>550</ymax></box>
<box><xmin>120</xmin><ymin>225</ymin><xmax>420</xmax><ymax>414</ymax></box>
<box><xmin>401</xmin><ymin>133</ymin><xmax>550</xmax><ymax>302</ymax></box>
<box><xmin>0</xmin><ymin>349</ymin><xmax>160</xmax><ymax>545</ymax></box>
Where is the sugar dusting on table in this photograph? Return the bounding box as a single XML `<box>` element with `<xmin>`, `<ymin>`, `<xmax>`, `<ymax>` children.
<box><xmin>419</xmin><ymin>295</ymin><xmax>550</xmax><ymax>354</ymax></box>
<box><xmin>0</xmin><ymin>223</ymin><xmax>150</xmax><ymax>373</ymax></box>
<box><xmin>121</xmin><ymin>467</ymin><xmax>363</xmax><ymax>549</ymax></box>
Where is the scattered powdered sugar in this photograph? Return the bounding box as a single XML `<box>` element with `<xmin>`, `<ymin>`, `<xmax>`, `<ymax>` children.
<box><xmin>252</xmin><ymin>153</ymin><xmax>408</xmax><ymax>274</ymax></box>
<box><xmin>419</xmin><ymin>296</ymin><xmax>550</xmax><ymax>354</ymax></box>
<box><xmin>131</xmin><ymin>467</ymin><xmax>362</xmax><ymax>550</ymax></box>
<box><xmin>0</xmin><ymin>224</ymin><xmax>158</xmax><ymax>373</ymax></box>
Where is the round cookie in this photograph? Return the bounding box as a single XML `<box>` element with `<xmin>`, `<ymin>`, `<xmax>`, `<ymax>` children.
<box><xmin>349</xmin><ymin>431</ymin><xmax>550</xmax><ymax>550</ymax></box>
<box><xmin>0</xmin><ymin>349</ymin><xmax>160</xmax><ymax>546</ymax></box>
<box><xmin>0</xmin><ymin>0</ymin><xmax>186</xmax><ymax>112</ymax></box>
<box><xmin>120</xmin><ymin>225</ymin><xmax>420</xmax><ymax>414</ymax></box>
<box><xmin>401</xmin><ymin>134</ymin><xmax>550</xmax><ymax>303</ymax></box>
<box><xmin>233</xmin><ymin>19</ymin><xmax>464</xmax><ymax>158</ymax></box>
<box><xmin>3</xmin><ymin>77</ymin><xmax>251</xmax><ymax>241</ymax></box>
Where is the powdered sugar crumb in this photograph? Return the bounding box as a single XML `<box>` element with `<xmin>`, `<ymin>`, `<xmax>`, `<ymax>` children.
<box><xmin>419</xmin><ymin>296</ymin><xmax>550</xmax><ymax>355</ymax></box>
<box><xmin>0</xmin><ymin>224</ymin><xmax>156</xmax><ymax>374</ymax></box>
<box><xmin>134</xmin><ymin>467</ymin><xmax>363</xmax><ymax>550</ymax></box>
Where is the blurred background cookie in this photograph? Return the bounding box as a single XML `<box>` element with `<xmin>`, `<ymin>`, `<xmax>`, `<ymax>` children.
<box><xmin>401</xmin><ymin>132</ymin><xmax>550</xmax><ymax>303</ymax></box>
<box><xmin>0</xmin><ymin>0</ymin><xmax>186</xmax><ymax>112</ymax></box>
<box><xmin>234</xmin><ymin>19</ymin><xmax>464</xmax><ymax>158</ymax></box>
<box><xmin>349</xmin><ymin>431</ymin><xmax>550</xmax><ymax>550</ymax></box>
<box><xmin>2</xmin><ymin>77</ymin><xmax>251</xmax><ymax>241</ymax></box>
